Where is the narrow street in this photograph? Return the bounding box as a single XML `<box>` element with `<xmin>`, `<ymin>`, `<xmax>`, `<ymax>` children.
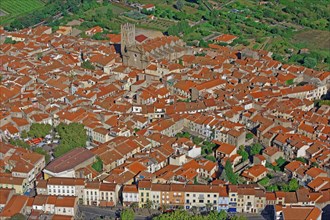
<box><xmin>78</xmin><ymin>205</ymin><xmax>154</xmax><ymax>220</ymax></box>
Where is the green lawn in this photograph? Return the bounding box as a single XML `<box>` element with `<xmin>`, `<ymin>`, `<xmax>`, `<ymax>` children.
<box><xmin>0</xmin><ymin>0</ymin><xmax>45</xmax><ymax>24</ymax></box>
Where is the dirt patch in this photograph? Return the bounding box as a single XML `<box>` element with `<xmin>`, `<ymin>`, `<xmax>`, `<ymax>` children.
<box><xmin>136</xmin><ymin>28</ymin><xmax>163</xmax><ymax>39</ymax></box>
<box><xmin>292</xmin><ymin>30</ymin><xmax>330</xmax><ymax>50</ymax></box>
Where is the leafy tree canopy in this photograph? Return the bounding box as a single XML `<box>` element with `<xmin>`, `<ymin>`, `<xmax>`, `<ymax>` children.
<box><xmin>237</xmin><ymin>146</ymin><xmax>248</xmax><ymax>161</ymax></box>
<box><xmin>154</xmin><ymin>209</ymin><xmax>243</xmax><ymax>220</ymax></box>
<box><xmin>121</xmin><ymin>208</ymin><xmax>135</xmax><ymax>220</ymax></box>
<box><xmin>225</xmin><ymin>160</ymin><xmax>238</xmax><ymax>184</ymax></box>
<box><xmin>28</xmin><ymin>123</ymin><xmax>52</xmax><ymax>138</ymax></box>
<box><xmin>250</xmin><ymin>143</ymin><xmax>263</xmax><ymax>156</ymax></box>
<box><xmin>54</xmin><ymin>123</ymin><xmax>87</xmax><ymax>157</ymax></box>
<box><xmin>81</xmin><ymin>60</ymin><xmax>95</xmax><ymax>70</ymax></box>
<box><xmin>92</xmin><ymin>156</ymin><xmax>103</xmax><ymax>172</ymax></box>
<box><xmin>9</xmin><ymin>139</ymin><xmax>30</xmax><ymax>149</ymax></box>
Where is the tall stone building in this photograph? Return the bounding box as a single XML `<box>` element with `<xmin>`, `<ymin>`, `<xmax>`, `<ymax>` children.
<box><xmin>121</xmin><ymin>23</ymin><xmax>190</xmax><ymax>69</ymax></box>
<box><xmin>121</xmin><ymin>23</ymin><xmax>136</xmax><ymax>55</ymax></box>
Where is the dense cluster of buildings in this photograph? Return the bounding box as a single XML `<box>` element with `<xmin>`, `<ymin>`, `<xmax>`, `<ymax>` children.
<box><xmin>0</xmin><ymin>21</ymin><xmax>329</xmax><ymax>219</ymax></box>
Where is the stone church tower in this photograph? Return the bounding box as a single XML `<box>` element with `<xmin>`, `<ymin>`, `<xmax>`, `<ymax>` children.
<box><xmin>121</xmin><ymin>23</ymin><xmax>149</xmax><ymax>69</ymax></box>
<box><xmin>121</xmin><ymin>23</ymin><xmax>135</xmax><ymax>55</ymax></box>
<box><xmin>120</xmin><ymin>23</ymin><xmax>189</xmax><ymax>69</ymax></box>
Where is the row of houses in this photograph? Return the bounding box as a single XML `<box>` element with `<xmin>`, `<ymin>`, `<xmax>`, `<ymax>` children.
<box><xmin>33</xmin><ymin>177</ymin><xmax>330</xmax><ymax>215</ymax></box>
<box><xmin>0</xmin><ymin>188</ymin><xmax>77</xmax><ymax>219</ymax></box>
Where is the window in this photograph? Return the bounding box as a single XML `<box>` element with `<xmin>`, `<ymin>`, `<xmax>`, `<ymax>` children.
<box><xmin>207</xmin><ymin>194</ymin><xmax>210</xmax><ymax>198</ymax></box>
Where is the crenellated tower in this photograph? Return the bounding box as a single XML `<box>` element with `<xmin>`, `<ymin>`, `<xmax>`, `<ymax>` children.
<box><xmin>121</xmin><ymin>23</ymin><xmax>136</xmax><ymax>55</ymax></box>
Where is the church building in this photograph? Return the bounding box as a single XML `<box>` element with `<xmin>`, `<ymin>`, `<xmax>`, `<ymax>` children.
<box><xmin>121</xmin><ymin>23</ymin><xmax>190</xmax><ymax>69</ymax></box>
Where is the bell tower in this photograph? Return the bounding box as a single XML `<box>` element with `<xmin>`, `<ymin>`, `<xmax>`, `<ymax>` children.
<box><xmin>121</xmin><ymin>23</ymin><xmax>135</xmax><ymax>55</ymax></box>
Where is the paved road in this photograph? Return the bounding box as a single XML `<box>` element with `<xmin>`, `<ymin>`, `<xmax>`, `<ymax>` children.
<box><xmin>78</xmin><ymin>206</ymin><xmax>152</xmax><ymax>220</ymax></box>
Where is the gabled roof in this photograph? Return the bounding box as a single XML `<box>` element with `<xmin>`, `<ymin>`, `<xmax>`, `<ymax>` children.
<box><xmin>45</xmin><ymin>148</ymin><xmax>94</xmax><ymax>173</ymax></box>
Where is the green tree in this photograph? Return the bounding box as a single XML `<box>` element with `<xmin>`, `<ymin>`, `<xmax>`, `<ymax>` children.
<box><xmin>218</xmin><ymin>210</ymin><xmax>228</xmax><ymax>220</ymax></box>
<box><xmin>246</xmin><ymin>133</ymin><xmax>253</xmax><ymax>140</ymax></box>
<box><xmin>121</xmin><ymin>208</ymin><xmax>134</xmax><ymax>220</ymax></box>
<box><xmin>237</xmin><ymin>146</ymin><xmax>248</xmax><ymax>161</ymax></box>
<box><xmin>34</xmin><ymin>147</ymin><xmax>50</xmax><ymax>163</ymax></box>
<box><xmin>106</xmin><ymin>8</ymin><xmax>113</xmax><ymax>18</ymax></box>
<box><xmin>225</xmin><ymin>160</ymin><xmax>238</xmax><ymax>184</ymax></box>
<box><xmin>21</xmin><ymin>130</ymin><xmax>28</xmax><ymax>139</ymax></box>
<box><xmin>231</xmin><ymin>215</ymin><xmax>248</xmax><ymax>220</ymax></box>
<box><xmin>154</xmin><ymin>210</ymin><xmax>190</xmax><ymax>220</ymax></box>
<box><xmin>4</xmin><ymin>37</ymin><xmax>17</xmax><ymax>44</ymax></box>
<box><xmin>81</xmin><ymin>60</ymin><xmax>95</xmax><ymax>70</ymax></box>
<box><xmin>288</xmin><ymin>179</ymin><xmax>299</xmax><ymax>191</ymax></box>
<box><xmin>145</xmin><ymin>199</ymin><xmax>153</xmax><ymax>211</ymax></box>
<box><xmin>266</xmin><ymin>184</ymin><xmax>279</xmax><ymax>192</ymax></box>
<box><xmin>91</xmin><ymin>156</ymin><xmax>103</xmax><ymax>172</ymax></box>
<box><xmin>311</xmin><ymin>162</ymin><xmax>319</xmax><ymax>168</ymax></box>
<box><xmin>92</xmin><ymin>32</ymin><xmax>107</xmax><ymax>40</ymax></box>
<box><xmin>285</xmin><ymin>79</ymin><xmax>294</xmax><ymax>85</ymax></box>
<box><xmin>199</xmin><ymin>39</ymin><xmax>209</xmax><ymax>48</ymax></box>
<box><xmin>192</xmin><ymin>136</ymin><xmax>203</xmax><ymax>145</ymax></box>
<box><xmin>9</xmin><ymin>139</ymin><xmax>30</xmax><ymax>149</ymax></box>
<box><xmin>205</xmin><ymin>155</ymin><xmax>216</xmax><ymax>162</ymax></box>
<box><xmin>54</xmin><ymin>123</ymin><xmax>87</xmax><ymax>157</ymax></box>
<box><xmin>10</xmin><ymin>213</ymin><xmax>27</xmax><ymax>220</ymax></box>
<box><xmin>250</xmin><ymin>143</ymin><xmax>262</xmax><ymax>156</ymax></box>
<box><xmin>303</xmin><ymin>57</ymin><xmax>317</xmax><ymax>68</ymax></box>
<box><xmin>28</xmin><ymin>123</ymin><xmax>52</xmax><ymax>138</ymax></box>
<box><xmin>258</xmin><ymin>177</ymin><xmax>270</xmax><ymax>186</ymax></box>
<box><xmin>295</xmin><ymin>157</ymin><xmax>307</xmax><ymax>164</ymax></box>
